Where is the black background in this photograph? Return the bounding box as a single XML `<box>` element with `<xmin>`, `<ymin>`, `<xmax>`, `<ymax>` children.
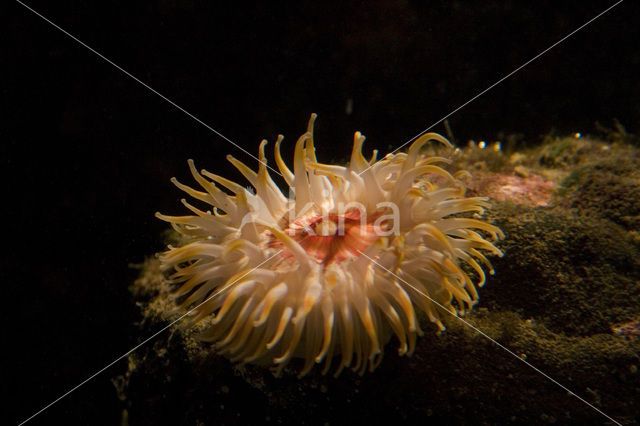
<box><xmin>4</xmin><ymin>1</ymin><xmax>640</xmax><ymax>424</ymax></box>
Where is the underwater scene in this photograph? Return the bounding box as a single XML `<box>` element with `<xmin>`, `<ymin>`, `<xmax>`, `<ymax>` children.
<box><xmin>7</xmin><ymin>1</ymin><xmax>640</xmax><ymax>425</ymax></box>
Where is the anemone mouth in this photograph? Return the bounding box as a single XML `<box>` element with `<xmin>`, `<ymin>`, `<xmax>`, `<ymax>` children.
<box><xmin>267</xmin><ymin>207</ymin><xmax>389</xmax><ymax>267</ymax></box>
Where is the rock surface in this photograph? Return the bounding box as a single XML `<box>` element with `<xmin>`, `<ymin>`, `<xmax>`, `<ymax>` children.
<box><xmin>117</xmin><ymin>133</ymin><xmax>640</xmax><ymax>425</ymax></box>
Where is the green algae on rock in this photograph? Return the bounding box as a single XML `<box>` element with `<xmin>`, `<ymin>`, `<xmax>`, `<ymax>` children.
<box><xmin>119</xmin><ymin>130</ymin><xmax>640</xmax><ymax>425</ymax></box>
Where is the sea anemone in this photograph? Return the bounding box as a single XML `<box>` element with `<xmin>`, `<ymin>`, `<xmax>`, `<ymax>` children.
<box><xmin>156</xmin><ymin>114</ymin><xmax>503</xmax><ymax>377</ymax></box>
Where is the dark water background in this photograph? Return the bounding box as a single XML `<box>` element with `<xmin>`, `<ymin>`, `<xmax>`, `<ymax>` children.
<box><xmin>4</xmin><ymin>1</ymin><xmax>640</xmax><ymax>424</ymax></box>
